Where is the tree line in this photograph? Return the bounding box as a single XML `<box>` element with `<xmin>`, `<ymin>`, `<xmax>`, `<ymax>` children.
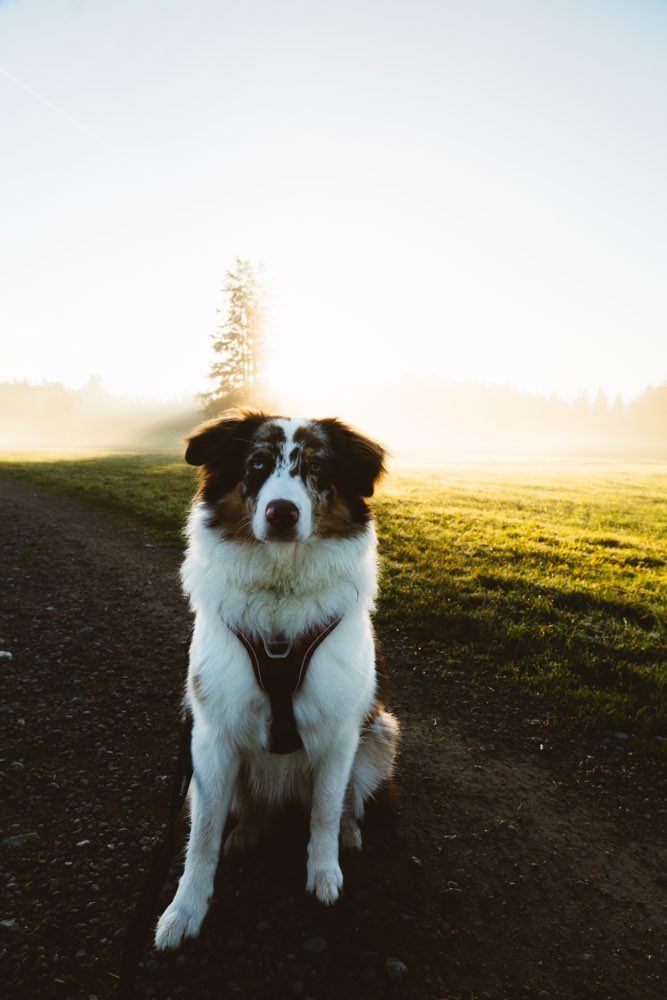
<box><xmin>2</xmin><ymin>371</ymin><xmax>665</xmax><ymax>453</ymax></box>
<box><xmin>2</xmin><ymin>257</ymin><xmax>665</xmax><ymax>452</ymax></box>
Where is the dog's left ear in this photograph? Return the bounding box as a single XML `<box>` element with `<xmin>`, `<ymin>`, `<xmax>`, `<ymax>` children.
<box><xmin>184</xmin><ymin>411</ymin><xmax>267</xmax><ymax>467</ymax></box>
<box><xmin>317</xmin><ymin>419</ymin><xmax>387</xmax><ymax>497</ymax></box>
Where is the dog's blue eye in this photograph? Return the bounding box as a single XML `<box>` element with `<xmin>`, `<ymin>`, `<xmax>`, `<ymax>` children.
<box><xmin>252</xmin><ymin>460</ymin><xmax>265</xmax><ymax>471</ymax></box>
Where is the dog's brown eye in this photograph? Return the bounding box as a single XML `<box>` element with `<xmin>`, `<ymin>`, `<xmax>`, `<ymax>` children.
<box><xmin>310</xmin><ymin>460</ymin><xmax>321</xmax><ymax>474</ymax></box>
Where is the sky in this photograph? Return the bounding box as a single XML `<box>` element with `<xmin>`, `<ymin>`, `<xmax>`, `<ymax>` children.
<box><xmin>1</xmin><ymin>0</ymin><xmax>666</xmax><ymax>407</ymax></box>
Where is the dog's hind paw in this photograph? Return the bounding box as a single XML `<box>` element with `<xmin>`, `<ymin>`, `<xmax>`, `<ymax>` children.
<box><xmin>224</xmin><ymin>822</ymin><xmax>260</xmax><ymax>855</ymax></box>
<box><xmin>307</xmin><ymin>864</ymin><xmax>343</xmax><ymax>905</ymax></box>
<box><xmin>340</xmin><ymin>817</ymin><xmax>363</xmax><ymax>851</ymax></box>
<box><xmin>154</xmin><ymin>901</ymin><xmax>206</xmax><ymax>950</ymax></box>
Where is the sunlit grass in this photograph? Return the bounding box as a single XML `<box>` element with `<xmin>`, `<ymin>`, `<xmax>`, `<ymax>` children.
<box><xmin>378</xmin><ymin>466</ymin><xmax>667</xmax><ymax>739</ymax></box>
<box><xmin>1</xmin><ymin>452</ymin><xmax>665</xmax><ymax>742</ymax></box>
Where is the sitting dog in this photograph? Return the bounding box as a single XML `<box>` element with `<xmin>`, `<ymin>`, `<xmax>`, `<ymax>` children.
<box><xmin>155</xmin><ymin>411</ymin><xmax>399</xmax><ymax>950</ymax></box>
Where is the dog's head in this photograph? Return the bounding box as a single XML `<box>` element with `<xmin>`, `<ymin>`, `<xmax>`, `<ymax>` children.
<box><xmin>185</xmin><ymin>411</ymin><xmax>386</xmax><ymax>543</ymax></box>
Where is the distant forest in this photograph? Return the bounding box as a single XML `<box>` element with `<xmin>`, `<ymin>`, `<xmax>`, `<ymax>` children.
<box><xmin>0</xmin><ymin>379</ymin><xmax>200</xmax><ymax>451</ymax></box>
<box><xmin>1</xmin><ymin>377</ymin><xmax>665</xmax><ymax>456</ymax></box>
<box><xmin>373</xmin><ymin>377</ymin><xmax>667</xmax><ymax>458</ymax></box>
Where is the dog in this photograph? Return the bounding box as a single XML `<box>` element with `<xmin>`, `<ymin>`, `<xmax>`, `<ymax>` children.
<box><xmin>154</xmin><ymin>411</ymin><xmax>399</xmax><ymax>950</ymax></box>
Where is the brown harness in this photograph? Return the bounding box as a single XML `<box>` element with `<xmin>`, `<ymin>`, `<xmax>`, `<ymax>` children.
<box><xmin>228</xmin><ymin>618</ymin><xmax>343</xmax><ymax>754</ymax></box>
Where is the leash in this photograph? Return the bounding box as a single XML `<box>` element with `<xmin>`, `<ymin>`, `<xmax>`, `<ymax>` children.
<box><xmin>115</xmin><ymin>710</ymin><xmax>193</xmax><ymax>999</ymax></box>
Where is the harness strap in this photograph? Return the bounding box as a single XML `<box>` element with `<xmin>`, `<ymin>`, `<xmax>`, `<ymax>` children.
<box><xmin>116</xmin><ymin>710</ymin><xmax>193</xmax><ymax>999</ymax></box>
<box><xmin>229</xmin><ymin>617</ymin><xmax>342</xmax><ymax>754</ymax></box>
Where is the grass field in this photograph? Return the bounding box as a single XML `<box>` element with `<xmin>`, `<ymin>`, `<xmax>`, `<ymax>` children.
<box><xmin>2</xmin><ymin>451</ymin><xmax>666</xmax><ymax>743</ymax></box>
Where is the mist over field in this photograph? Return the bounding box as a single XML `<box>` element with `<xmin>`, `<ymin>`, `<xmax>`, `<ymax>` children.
<box><xmin>0</xmin><ymin>380</ymin><xmax>200</xmax><ymax>453</ymax></box>
<box><xmin>2</xmin><ymin>377</ymin><xmax>665</xmax><ymax>461</ymax></box>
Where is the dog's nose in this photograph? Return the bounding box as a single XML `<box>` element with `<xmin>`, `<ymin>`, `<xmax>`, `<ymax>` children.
<box><xmin>265</xmin><ymin>500</ymin><xmax>300</xmax><ymax>530</ymax></box>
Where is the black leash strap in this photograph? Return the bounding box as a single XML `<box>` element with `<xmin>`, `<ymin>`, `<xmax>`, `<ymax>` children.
<box><xmin>115</xmin><ymin>710</ymin><xmax>193</xmax><ymax>999</ymax></box>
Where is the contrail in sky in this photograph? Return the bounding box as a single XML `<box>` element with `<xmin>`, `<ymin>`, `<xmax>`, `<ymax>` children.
<box><xmin>0</xmin><ymin>63</ymin><xmax>116</xmax><ymax>153</ymax></box>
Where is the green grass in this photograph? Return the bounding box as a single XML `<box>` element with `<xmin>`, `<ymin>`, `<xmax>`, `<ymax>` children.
<box><xmin>378</xmin><ymin>464</ymin><xmax>667</xmax><ymax>740</ymax></box>
<box><xmin>2</xmin><ymin>452</ymin><xmax>666</xmax><ymax>742</ymax></box>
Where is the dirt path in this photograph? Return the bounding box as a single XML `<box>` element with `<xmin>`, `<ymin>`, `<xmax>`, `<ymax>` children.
<box><xmin>1</xmin><ymin>476</ymin><xmax>665</xmax><ymax>1000</ymax></box>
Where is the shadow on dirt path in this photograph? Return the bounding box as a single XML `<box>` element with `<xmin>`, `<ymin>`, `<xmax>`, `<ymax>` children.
<box><xmin>1</xmin><ymin>477</ymin><xmax>665</xmax><ymax>999</ymax></box>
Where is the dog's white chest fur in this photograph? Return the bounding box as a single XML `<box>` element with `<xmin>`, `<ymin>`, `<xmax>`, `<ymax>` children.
<box><xmin>182</xmin><ymin>501</ymin><xmax>379</xmax><ymax>761</ymax></box>
<box><xmin>182</xmin><ymin>500</ymin><xmax>379</xmax><ymax>636</ymax></box>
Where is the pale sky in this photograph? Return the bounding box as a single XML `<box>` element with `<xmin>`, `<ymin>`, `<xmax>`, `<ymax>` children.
<box><xmin>1</xmin><ymin>0</ymin><xmax>666</xmax><ymax>406</ymax></box>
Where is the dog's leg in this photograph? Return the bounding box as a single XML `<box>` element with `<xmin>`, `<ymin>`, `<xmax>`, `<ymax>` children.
<box><xmin>154</xmin><ymin>725</ymin><xmax>239</xmax><ymax>950</ymax></box>
<box><xmin>341</xmin><ymin>709</ymin><xmax>399</xmax><ymax>851</ymax></box>
<box><xmin>306</xmin><ymin>740</ymin><xmax>358</xmax><ymax>905</ymax></box>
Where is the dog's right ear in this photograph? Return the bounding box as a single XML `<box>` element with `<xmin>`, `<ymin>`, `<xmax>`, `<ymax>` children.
<box><xmin>185</xmin><ymin>412</ymin><xmax>267</xmax><ymax>467</ymax></box>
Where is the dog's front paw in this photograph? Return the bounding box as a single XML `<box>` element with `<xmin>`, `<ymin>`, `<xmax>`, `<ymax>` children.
<box><xmin>306</xmin><ymin>863</ymin><xmax>343</xmax><ymax>905</ymax></box>
<box><xmin>154</xmin><ymin>900</ymin><xmax>207</xmax><ymax>950</ymax></box>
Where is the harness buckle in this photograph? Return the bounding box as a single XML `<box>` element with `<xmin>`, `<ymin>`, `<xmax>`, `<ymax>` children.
<box><xmin>262</xmin><ymin>638</ymin><xmax>292</xmax><ymax>659</ymax></box>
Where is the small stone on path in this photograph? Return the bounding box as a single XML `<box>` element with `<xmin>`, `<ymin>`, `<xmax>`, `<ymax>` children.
<box><xmin>302</xmin><ymin>936</ymin><xmax>327</xmax><ymax>954</ymax></box>
<box><xmin>385</xmin><ymin>957</ymin><xmax>409</xmax><ymax>978</ymax></box>
<box><xmin>2</xmin><ymin>832</ymin><xmax>39</xmax><ymax>848</ymax></box>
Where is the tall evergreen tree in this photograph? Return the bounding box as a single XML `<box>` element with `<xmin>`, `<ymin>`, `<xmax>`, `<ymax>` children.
<box><xmin>199</xmin><ymin>259</ymin><xmax>267</xmax><ymax>415</ymax></box>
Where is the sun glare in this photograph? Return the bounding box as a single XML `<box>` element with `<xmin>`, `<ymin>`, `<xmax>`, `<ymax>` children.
<box><xmin>0</xmin><ymin>0</ymin><xmax>665</xmax><ymax>428</ymax></box>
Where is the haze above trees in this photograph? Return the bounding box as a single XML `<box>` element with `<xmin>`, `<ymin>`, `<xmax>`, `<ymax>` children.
<box><xmin>2</xmin><ymin>375</ymin><xmax>665</xmax><ymax>458</ymax></box>
<box><xmin>3</xmin><ymin>258</ymin><xmax>665</xmax><ymax>456</ymax></box>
